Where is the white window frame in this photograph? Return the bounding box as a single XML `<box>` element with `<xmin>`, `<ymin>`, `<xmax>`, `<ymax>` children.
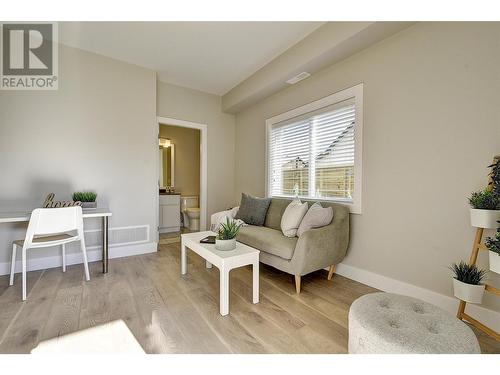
<box><xmin>265</xmin><ymin>83</ymin><xmax>363</xmax><ymax>214</ymax></box>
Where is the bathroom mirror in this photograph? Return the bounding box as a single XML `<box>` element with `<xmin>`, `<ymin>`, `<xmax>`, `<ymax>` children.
<box><xmin>159</xmin><ymin>140</ymin><xmax>175</xmax><ymax>188</ymax></box>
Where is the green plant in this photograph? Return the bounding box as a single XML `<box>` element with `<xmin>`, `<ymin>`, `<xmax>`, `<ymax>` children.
<box><xmin>216</xmin><ymin>217</ymin><xmax>242</xmax><ymax>240</ymax></box>
<box><xmin>72</xmin><ymin>191</ymin><xmax>97</xmax><ymax>202</ymax></box>
<box><xmin>486</xmin><ymin>223</ymin><xmax>500</xmax><ymax>255</ymax></box>
<box><xmin>450</xmin><ymin>261</ymin><xmax>486</xmax><ymax>285</ymax></box>
<box><xmin>488</xmin><ymin>158</ymin><xmax>500</xmax><ymax>197</ymax></box>
<box><xmin>468</xmin><ymin>189</ymin><xmax>499</xmax><ymax>209</ymax></box>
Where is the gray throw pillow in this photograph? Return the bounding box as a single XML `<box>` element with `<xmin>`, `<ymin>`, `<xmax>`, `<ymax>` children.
<box><xmin>234</xmin><ymin>193</ymin><xmax>271</xmax><ymax>226</ymax></box>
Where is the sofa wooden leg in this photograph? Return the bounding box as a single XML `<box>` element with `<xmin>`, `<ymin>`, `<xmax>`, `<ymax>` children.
<box><xmin>328</xmin><ymin>264</ymin><xmax>336</xmax><ymax>280</ymax></box>
<box><xmin>295</xmin><ymin>275</ymin><xmax>301</xmax><ymax>294</ymax></box>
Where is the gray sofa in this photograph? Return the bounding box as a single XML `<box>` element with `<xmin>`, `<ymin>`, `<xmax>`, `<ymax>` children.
<box><xmin>236</xmin><ymin>197</ymin><xmax>350</xmax><ymax>293</ymax></box>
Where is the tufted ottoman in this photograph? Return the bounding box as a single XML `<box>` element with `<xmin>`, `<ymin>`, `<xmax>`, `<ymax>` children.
<box><xmin>348</xmin><ymin>292</ymin><xmax>480</xmax><ymax>354</ymax></box>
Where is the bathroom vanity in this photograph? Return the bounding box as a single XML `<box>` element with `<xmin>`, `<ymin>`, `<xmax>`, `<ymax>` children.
<box><xmin>159</xmin><ymin>193</ymin><xmax>180</xmax><ymax>233</ymax></box>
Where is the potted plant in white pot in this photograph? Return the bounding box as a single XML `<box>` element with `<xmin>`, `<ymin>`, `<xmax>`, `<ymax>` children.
<box><xmin>468</xmin><ymin>189</ymin><xmax>500</xmax><ymax>228</ymax></box>
<box><xmin>469</xmin><ymin>159</ymin><xmax>500</xmax><ymax>228</ymax></box>
<box><xmin>485</xmin><ymin>223</ymin><xmax>500</xmax><ymax>274</ymax></box>
<box><xmin>72</xmin><ymin>191</ymin><xmax>97</xmax><ymax>209</ymax></box>
<box><xmin>215</xmin><ymin>217</ymin><xmax>241</xmax><ymax>251</ymax></box>
<box><xmin>451</xmin><ymin>261</ymin><xmax>487</xmax><ymax>304</ymax></box>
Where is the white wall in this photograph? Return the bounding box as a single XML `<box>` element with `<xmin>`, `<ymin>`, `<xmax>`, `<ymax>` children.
<box><xmin>0</xmin><ymin>43</ymin><xmax>158</xmax><ymax>267</ymax></box>
<box><xmin>157</xmin><ymin>81</ymin><xmax>236</xmax><ymax>226</ymax></box>
<box><xmin>234</xmin><ymin>22</ymin><xmax>500</xmax><ymax>312</ymax></box>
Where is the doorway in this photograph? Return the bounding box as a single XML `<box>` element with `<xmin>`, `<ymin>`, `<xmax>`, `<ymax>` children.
<box><xmin>156</xmin><ymin>116</ymin><xmax>208</xmax><ymax>239</ymax></box>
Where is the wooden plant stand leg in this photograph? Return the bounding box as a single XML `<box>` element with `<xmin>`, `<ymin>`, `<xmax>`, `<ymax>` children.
<box><xmin>468</xmin><ymin>228</ymin><xmax>484</xmax><ymax>265</ymax></box>
<box><xmin>456</xmin><ymin>300</ymin><xmax>466</xmax><ymax>319</ymax></box>
<box><xmin>461</xmin><ymin>311</ymin><xmax>500</xmax><ymax>341</ymax></box>
<box><xmin>457</xmin><ymin>227</ymin><xmax>500</xmax><ymax>341</ymax></box>
<box><xmin>457</xmin><ymin>156</ymin><xmax>500</xmax><ymax>341</ymax></box>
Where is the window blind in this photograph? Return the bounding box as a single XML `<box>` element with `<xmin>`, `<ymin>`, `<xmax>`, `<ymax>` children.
<box><xmin>268</xmin><ymin>98</ymin><xmax>356</xmax><ymax>200</ymax></box>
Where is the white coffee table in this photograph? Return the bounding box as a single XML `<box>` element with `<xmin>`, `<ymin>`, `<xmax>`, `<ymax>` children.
<box><xmin>181</xmin><ymin>231</ymin><xmax>260</xmax><ymax>316</ymax></box>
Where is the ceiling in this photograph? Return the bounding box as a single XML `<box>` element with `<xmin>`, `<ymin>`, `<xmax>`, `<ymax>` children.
<box><xmin>59</xmin><ymin>22</ymin><xmax>323</xmax><ymax>95</ymax></box>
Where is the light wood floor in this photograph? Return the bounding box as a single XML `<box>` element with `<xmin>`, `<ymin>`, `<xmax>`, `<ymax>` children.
<box><xmin>0</xmin><ymin>242</ymin><xmax>498</xmax><ymax>354</ymax></box>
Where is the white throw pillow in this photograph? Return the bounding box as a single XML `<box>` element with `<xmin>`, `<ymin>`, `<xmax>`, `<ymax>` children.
<box><xmin>280</xmin><ymin>199</ymin><xmax>309</xmax><ymax>237</ymax></box>
<box><xmin>297</xmin><ymin>202</ymin><xmax>333</xmax><ymax>237</ymax></box>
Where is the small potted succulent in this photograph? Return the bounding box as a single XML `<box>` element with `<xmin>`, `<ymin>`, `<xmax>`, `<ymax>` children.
<box><xmin>450</xmin><ymin>261</ymin><xmax>486</xmax><ymax>304</ymax></box>
<box><xmin>469</xmin><ymin>159</ymin><xmax>500</xmax><ymax>228</ymax></box>
<box><xmin>73</xmin><ymin>191</ymin><xmax>98</xmax><ymax>209</ymax></box>
<box><xmin>215</xmin><ymin>217</ymin><xmax>241</xmax><ymax>251</ymax></box>
<box><xmin>485</xmin><ymin>223</ymin><xmax>500</xmax><ymax>274</ymax></box>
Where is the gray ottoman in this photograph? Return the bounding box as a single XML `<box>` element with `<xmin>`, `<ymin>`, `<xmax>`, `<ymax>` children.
<box><xmin>348</xmin><ymin>292</ymin><xmax>480</xmax><ymax>354</ymax></box>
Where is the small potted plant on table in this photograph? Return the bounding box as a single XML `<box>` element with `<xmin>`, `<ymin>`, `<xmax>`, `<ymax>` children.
<box><xmin>215</xmin><ymin>217</ymin><xmax>241</xmax><ymax>251</ymax></box>
<box><xmin>451</xmin><ymin>261</ymin><xmax>486</xmax><ymax>304</ymax></box>
<box><xmin>486</xmin><ymin>223</ymin><xmax>500</xmax><ymax>274</ymax></box>
<box><xmin>73</xmin><ymin>191</ymin><xmax>98</xmax><ymax>209</ymax></box>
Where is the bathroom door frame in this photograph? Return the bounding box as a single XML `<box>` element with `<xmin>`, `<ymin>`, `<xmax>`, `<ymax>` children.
<box><xmin>157</xmin><ymin>116</ymin><xmax>208</xmax><ymax>233</ymax></box>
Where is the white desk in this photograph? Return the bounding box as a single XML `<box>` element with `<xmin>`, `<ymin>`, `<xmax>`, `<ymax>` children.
<box><xmin>0</xmin><ymin>208</ymin><xmax>112</xmax><ymax>273</ymax></box>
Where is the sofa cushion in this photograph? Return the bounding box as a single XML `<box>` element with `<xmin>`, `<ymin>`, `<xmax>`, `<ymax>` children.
<box><xmin>234</xmin><ymin>193</ymin><xmax>271</xmax><ymax>226</ymax></box>
<box><xmin>280</xmin><ymin>199</ymin><xmax>308</xmax><ymax>237</ymax></box>
<box><xmin>264</xmin><ymin>198</ymin><xmax>291</xmax><ymax>230</ymax></box>
<box><xmin>297</xmin><ymin>202</ymin><xmax>333</xmax><ymax>237</ymax></box>
<box><xmin>237</xmin><ymin>225</ymin><xmax>298</xmax><ymax>260</ymax></box>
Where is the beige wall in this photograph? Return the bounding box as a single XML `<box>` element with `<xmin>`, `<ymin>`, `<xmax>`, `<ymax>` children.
<box><xmin>234</xmin><ymin>22</ymin><xmax>500</xmax><ymax>311</ymax></box>
<box><xmin>157</xmin><ymin>81</ymin><xmax>236</xmax><ymax>226</ymax></box>
<box><xmin>159</xmin><ymin>124</ymin><xmax>200</xmax><ymax>196</ymax></box>
<box><xmin>0</xmin><ymin>43</ymin><xmax>158</xmax><ymax>265</ymax></box>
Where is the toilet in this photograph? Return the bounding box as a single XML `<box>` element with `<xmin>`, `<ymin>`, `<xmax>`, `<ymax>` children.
<box><xmin>181</xmin><ymin>196</ymin><xmax>200</xmax><ymax>231</ymax></box>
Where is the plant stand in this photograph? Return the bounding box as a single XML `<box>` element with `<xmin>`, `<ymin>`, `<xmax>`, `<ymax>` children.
<box><xmin>457</xmin><ymin>155</ymin><xmax>500</xmax><ymax>341</ymax></box>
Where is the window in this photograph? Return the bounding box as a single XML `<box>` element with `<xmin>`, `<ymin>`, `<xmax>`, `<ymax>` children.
<box><xmin>266</xmin><ymin>84</ymin><xmax>362</xmax><ymax>213</ymax></box>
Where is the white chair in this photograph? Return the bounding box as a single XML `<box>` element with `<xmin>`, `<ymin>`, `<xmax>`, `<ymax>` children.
<box><xmin>9</xmin><ymin>206</ymin><xmax>90</xmax><ymax>300</ymax></box>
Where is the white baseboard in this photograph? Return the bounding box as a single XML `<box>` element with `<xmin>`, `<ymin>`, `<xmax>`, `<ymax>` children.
<box><xmin>0</xmin><ymin>242</ymin><xmax>158</xmax><ymax>276</ymax></box>
<box><xmin>335</xmin><ymin>263</ymin><xmax>500</xmax><ymax>332</ymax></box>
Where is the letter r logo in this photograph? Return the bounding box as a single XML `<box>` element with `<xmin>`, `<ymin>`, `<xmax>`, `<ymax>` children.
<box><xmin>2</xmin><ymin>23</ymin><xmax>53</xmax><ymax>75</ymax></box>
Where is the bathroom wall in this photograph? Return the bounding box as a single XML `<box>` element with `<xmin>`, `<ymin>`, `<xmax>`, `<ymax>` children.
<box><xmin>159</xmin><ymin>124</ymin><xmax>201</xmax><ymax>196</ymax></box>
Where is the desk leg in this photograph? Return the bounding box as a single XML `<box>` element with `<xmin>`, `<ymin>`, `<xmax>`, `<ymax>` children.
<box><xmin>102</xmin><ymin>216</ymin><xmax>109</xmax><ymax>273</ymax></box>
<box><xmin>252</xmin><ymin>261</ymin><xmax>259</xmax><ymax>304</ymax></box>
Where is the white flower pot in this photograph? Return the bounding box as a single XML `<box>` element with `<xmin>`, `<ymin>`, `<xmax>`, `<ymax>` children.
<box><xmin>489</xmin><ymin>250</ymin><xmax>500</xmax><ymax>274</ymax></box>
<box><xmin>215</xmin><ymin>238</ymin><xmax>236</xmax><ymax>251</ymax></box>
<box><xmin>470</xmin><ymin>209</ymin><xmax>500</xmax><ymax>229</ymax></box>
<box><xmin>453</xmin><ymin>278</ymin><xmax>485</xmax><ymax>304</ymax></box>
